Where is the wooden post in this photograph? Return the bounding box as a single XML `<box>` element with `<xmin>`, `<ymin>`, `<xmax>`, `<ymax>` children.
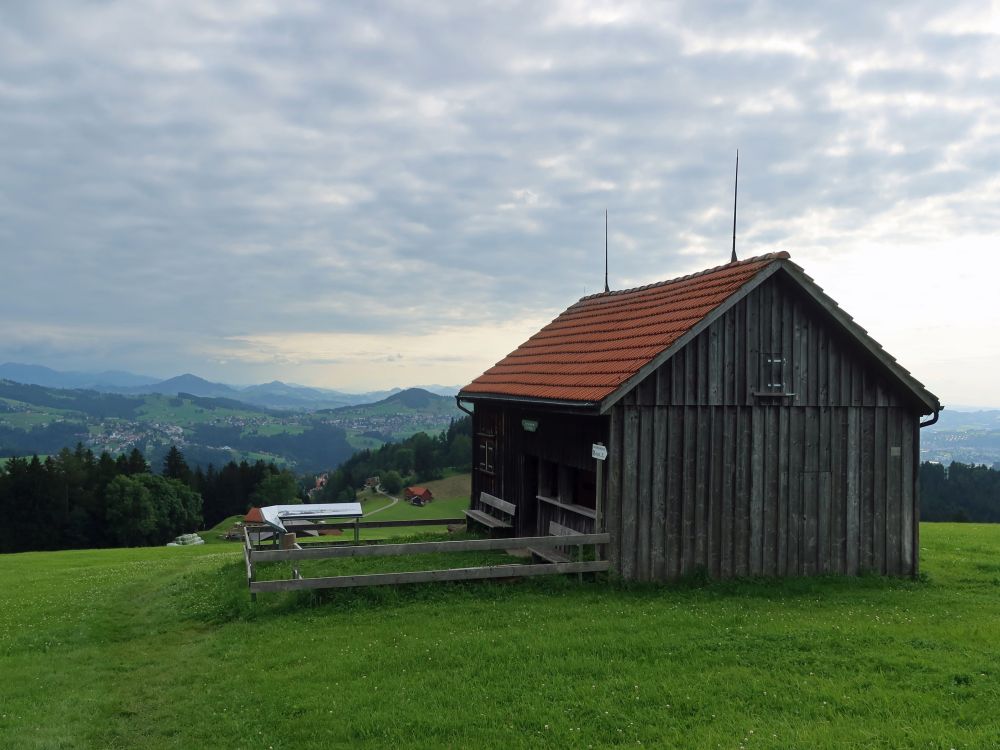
<box><xmin>593</xmin><ymin>442</ymin><xmax>607</xmax><ymax>566</ymax></box>
<box><xmin>596</xmin><ymin>457</ymin><xmax>604</xmax><ymax>533</ymax></box>
<box><xmin>354</xmin><ymin>517</ymin><xmax>360</xmax><ymax>544</ymax></box>
<box><xmin>596</xmin><ymin>456</ymin><xmax>604</xmax><ymax>565</ymax></box>
<box><xmin>281</xmin><ymin>533</ymin><xmax>299</xmax><ymax>581</ymax></box>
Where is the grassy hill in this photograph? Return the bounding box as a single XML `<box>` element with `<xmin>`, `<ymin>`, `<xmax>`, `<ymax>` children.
<box><xmin>1</xmin><ymin>523</ymin><xmax>998</xmax><ymax>747</ymax></box>
<box><xmin>321</xmin><ymin>387</ymin><xmax>463</xmax><ymax>449</ymax></box>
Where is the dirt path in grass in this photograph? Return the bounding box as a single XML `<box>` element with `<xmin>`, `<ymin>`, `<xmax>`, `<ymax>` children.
<box><xmin>363</xmin><ymin>488</ymin><xmax>399</xmax><ymax>517</ymax></box>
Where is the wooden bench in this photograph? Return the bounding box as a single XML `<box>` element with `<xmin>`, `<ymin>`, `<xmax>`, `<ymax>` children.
<box><xmin>527</xmin><ymin>521</ymin><xmax>576</xmax><ymax>563</ymax></box>
<box><xmin>464</xmin><ymin>492</ymin><xmax>516</xmax><ymax>535</ymax></box>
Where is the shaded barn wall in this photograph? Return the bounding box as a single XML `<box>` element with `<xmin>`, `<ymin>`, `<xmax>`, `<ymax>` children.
<box><xmin>605</xmin><ymin>273</ymin><xmax>924</xmax><ymax>580</ymax></box>
<box><xmin>471</xmin><ymin>404</ymin><xmax>607</xmax><ymax>537</ymax></box>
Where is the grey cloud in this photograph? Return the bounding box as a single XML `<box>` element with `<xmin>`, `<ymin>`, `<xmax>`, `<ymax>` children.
<box><xmin>1</xmin><ymin>0</ymin><xmax>998</xmax><ymax>385</ymax></box>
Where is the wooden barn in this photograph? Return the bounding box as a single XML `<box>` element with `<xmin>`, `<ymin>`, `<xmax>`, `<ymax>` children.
<box><xmin>457</xmin><ymin>252</ymin><xmax>941</xmax><ymax>581</ymax></box>
<box><xmin>405</xmin><ymin>486</ymin><xmax>434</xmax><ymax>505</ymax></box>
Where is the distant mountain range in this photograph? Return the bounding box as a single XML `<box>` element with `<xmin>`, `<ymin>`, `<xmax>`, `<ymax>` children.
<box><xmin>0</xmin><ymin>363</ymin><xmax>458</xmax><ymax>412</ymax></box>
<box><xmin>0</xmin><ymin>362</ymin><xmax>160</xmax><ymax>390</ymax></box>
<box><xmin>0</xmin><ymin>377</ymin><xmax>463</xmax><ymax>472</ymax></box>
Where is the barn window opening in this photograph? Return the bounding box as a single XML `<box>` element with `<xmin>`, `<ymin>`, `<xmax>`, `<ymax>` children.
<box><xmin>477</xmin><ymin>435</ymin><xmax>496</xmax><ymax>474</ymax></box>
<box><xmin>765</xmin><ymin>353</ymin><xmax>786</xmax><ymax>393</ymax></box>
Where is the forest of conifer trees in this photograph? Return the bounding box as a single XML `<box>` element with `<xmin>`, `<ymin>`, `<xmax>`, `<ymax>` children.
<box><xmin>2</xmin><ymin>414</ymin><xmax>998</xmax><ymax>554</ymax></box>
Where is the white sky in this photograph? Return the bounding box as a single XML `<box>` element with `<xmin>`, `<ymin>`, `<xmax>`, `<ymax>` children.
<box><xmin>1</xmin><ymin>0</ymin><xmax>999</xmax><ymax>406</ymax></box>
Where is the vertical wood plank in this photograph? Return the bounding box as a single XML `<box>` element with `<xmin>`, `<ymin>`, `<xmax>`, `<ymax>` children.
<box><xmin>818</xmin><ymin>326</ymin><xmax>829</xmax><ymax>406</ymax></box>
<box><xmin>651</xmin><ymin>406</ymin><xmax>667</xmax><ymax>580</ymax></box>
<box><xmin>817</xmin><ymin>406</ymin><xmax>831</xmax><ymax>574</ymax></box>
<box><xmin>846</xmin><ymin>408</ymin><xmax>860</xmax><ymax>574</ymax></box>
<box><xmin>721</xmin><ymin>407</ymin><xmax>735</xmax><ymax>577</ymax></box>
<box><xmin>860</xmin><ymin>407</ymin><xmax>874</xmax><ymax>571</ymax></box>
<box><xmin>873</xmin><ymin>407</ymin><xmax>886</xmax><ymax>573</ymax></box>
<box><xmin>638</xmin><ymin>374</ymin><xmax>655</xmax><ymax>407</ymax></box>
<box><xmin>807</xmin><ymin>317</ymin><xmax>819</xmax><ymax>405</ymax></box>
<box><xmin>777</xmin><ymin>406</ymin><xmax>789</xmax><ymax>576</ymax></box>
<box><xmin>793</xmin><ymin>302</ymin><xmax>805</xmax><ymax>406</ymax></box>
<box><xmin>666</xmin><ymin>406</ymin><xmax>683</xmax><ymax>579</ymax></box>
<box><xmin>682</xmin><ymin>405</ymin><xmax>697</xmax><ymax>574</ymax></box>
<box><xmin>695</xmin><ymin>406</ymin><xmax>709</xmax><ymax>569</ymax></box>
<box><xmin>737</xmin><ymin>298</ymin><xmax>747</xmax><ymax>403</ymax></box>
<box><xmin>912</xmin><ymin>412</ymin><xmax>921</xmax><ymax>577</ymax></box>
<box><xmin>761</xmin><ymin>280</ymin><xmax>772</xmax><ymax>394</ymax></box>
<box><xmin>763</xmin><ymin>406</ymin><xmax>778</xmax><ymax>576</ymax></box>
<box><xmin>672</xmin><ymin>352</ymin><xmax>684</xmax><ymax>405</ymax></box>
<box><xmin>787</xmin><ymin>407</ymin><xmax>802</xmax><ymax>575</ymax></box>
<box><xmin>734</xmin><ymin>407</ymin><xmax>749</xmax><ymax>576</ymax></box>
<box><xmin>656</xmin><ymin>361</ymin><xmax>670</xmax><ymax>406</ymax></box>
<box><xmin>803</xmin><ymin>407</ymin><xmax>819</xmax><ymax>575</ymax></box>
<box><xmin>685</xmin><ymin>342</ymin><xmax>697</xmax><ymax>405</ymax></box>
<box><xmin>885</xmin><ymin>408</ymin><xmax>902</xmax><ymax>576</ymax></box>
<box><xmin>829</xmin><ymin>340</ymin><xmax>840</xmax><ymax>406</ymax></box>
<box><xmin>607</xmin><ymin>406</ymin><xmax>624</xmax><ymax>573</ymax></box>
<box><xmin>781</xmin><ymin>291</ymin><xmax>793</xmax><ymax>397</ymax></box>
<box><xmin>637</xmin><ymin>406</ymin><xmax>654</xmax><ymax>581</ymax></box>
<box><xmin>709</xmin><ymin>321</ymin><xmax>722</xmax><ymax>406</ymax></box>
<box><xmin>770</xmin><ymin>276</ymin><xmax>781</xmax><ymax>364</ymax></box>
<box><xmin>747</xmin><ymin>288</ymin><xmax>759</xmax><ymax>399</ymax></box>
<box><xmin>621</xmin><ymin>407</ymin><xmax>640</xmax><ymax>580</ymax></box>
<box><xmin>901</xmin><ymin>410</ymin><xmax>915</xmax><ymax>576</ymax></box>
<box><xmin>725</xmin><ymin>307</ymin><xmax>736</xmax><ymax>405</ymax></box>
<box><xmin>709</xmin><ymin>407</ymin><xmax>722</xmax><ymax>576</ymax></box>
<box><xmin>819</xmin><ymin>471</ymin><xmax>832</xmax><ymax>575</ymax></box>
<box><xmin>803</xmin><ymin>471</ymin><xmax>817</xmax><ymax>575</ymax></box>
<box><xmin>750</xmin><ymin>407</ymin><xmax>764</xmax><ymax>575</ymax></box>
<box><xmin>832</xmin><ymin>408</ymin><xmax>847</xmax><ymax>574</ymax></box>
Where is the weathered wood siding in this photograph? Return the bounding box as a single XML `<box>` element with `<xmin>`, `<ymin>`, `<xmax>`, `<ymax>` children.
<box><xmin>605</xmin><ymin>274</ymin><xmax>925</xmax><ymax>580</ymax></box>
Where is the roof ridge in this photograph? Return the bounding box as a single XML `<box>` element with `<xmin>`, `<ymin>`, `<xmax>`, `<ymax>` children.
<box><xmin>578</xmin><ymin>251</ymin><xmax>790</xmax><ymax>302</ymax></box>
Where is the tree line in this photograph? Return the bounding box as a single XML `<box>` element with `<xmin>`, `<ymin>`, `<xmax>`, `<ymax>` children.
<box><xmin>920</xmin><ymin>461</ymin><xmax>1000</xmax><ymax>522</ymax></box>
<box><xmin>317</xmin><ymin>417</ymin><xmax>471</xmax><ymax>502</ymax></box>
<box><xmin>0</xmin><ymin>444</ymin><xmax>293</xmax><ymax>553</ymax></box>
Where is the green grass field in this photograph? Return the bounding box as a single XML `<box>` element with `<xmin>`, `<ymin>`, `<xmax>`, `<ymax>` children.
<box><xmin>136</xmin><ymin>395</ymin><xmax>262</xmax><ymax>425</ymax></box>
<box><xmin>242</xmin><ymin>423</ymin><xmax>307</xmax><ymax>438</ymax></box>
<box><xmin>6</xmin><ymin>523</ymin><xmax>995</xmax><ymax>748</ymax></box>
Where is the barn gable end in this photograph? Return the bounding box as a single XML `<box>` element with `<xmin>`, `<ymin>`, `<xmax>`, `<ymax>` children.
<box><xmin>603</xmin><ymin>271</ymin><xmax>924</xmax><ymax>580</ymax></box>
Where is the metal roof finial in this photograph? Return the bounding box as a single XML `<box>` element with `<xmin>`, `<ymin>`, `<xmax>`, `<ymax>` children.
<box><xmin>731</xmin><ymin>150</ymin><xmax>739</xmax><ymax>263</ymax></box>
<box><xmin>604</xmin><ymin>209</ymin><xmax>610</xmax><ymax>293</ymax></box>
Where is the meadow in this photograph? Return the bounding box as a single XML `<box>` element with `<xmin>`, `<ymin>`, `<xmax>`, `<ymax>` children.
<box><xmin>0</xmin><ymin>524</ymin><xmax>998</xmax><ymax>748</ymax></box>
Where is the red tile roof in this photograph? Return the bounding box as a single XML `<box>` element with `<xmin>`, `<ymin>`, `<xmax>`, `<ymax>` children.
<box><xmin>244</xmin><ymin>506</ymin><xmax>264</xmax><ymax>523</ymax></box>
<box><xmin>461</xmin><ymin>252</ymin><xmax>789</xmax><ymax>404</ymax></box>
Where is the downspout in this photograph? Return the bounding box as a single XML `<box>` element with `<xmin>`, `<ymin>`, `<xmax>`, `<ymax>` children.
<box><xmin>455</xmin><ymin>396</ymin><xmax>474</xmax><ymax>417</ymax></box>
<box><xmin>919</xmin><ymin>408</ymin><xmax>940</xmax><ymax>428</ymax></box>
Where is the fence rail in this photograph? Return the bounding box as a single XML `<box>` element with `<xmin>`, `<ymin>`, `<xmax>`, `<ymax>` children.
<box><xmin>243</xmin><ymin>522</ymin><xmax>610</xmax><ymax>596</ymax></box>
<box><xmin>245</xmin><ymin>518</ymin><xmax>465</xmax><ymax>535</ymax></box>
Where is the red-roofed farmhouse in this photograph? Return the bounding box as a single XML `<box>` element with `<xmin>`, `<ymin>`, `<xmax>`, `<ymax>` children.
<box><xmin>405</xmin><ymin>486</ymin><xmax>434</xmax><ymax>505</ymax></box>
<box><xmin>458</xmin><ymin>253</ymin><xmax>940</xmax><ymax>581</ymax></box>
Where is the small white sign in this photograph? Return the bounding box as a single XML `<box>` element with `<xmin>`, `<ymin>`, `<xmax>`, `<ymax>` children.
<box><xmin>592</xmin><ymin>443</ymin><xmax>608</xmax><ymax>461</ymax></box>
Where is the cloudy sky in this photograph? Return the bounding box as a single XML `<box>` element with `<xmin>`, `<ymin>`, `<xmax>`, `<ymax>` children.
<box><xmin>2</xmin><ymin>1</ymin><xmax>999</xmax><ymax>405</ymax></box>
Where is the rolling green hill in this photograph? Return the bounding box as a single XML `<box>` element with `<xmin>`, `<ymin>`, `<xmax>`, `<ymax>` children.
<box><xmin>320</xmin><ymin>387</ymin><xmax>462</xmax><ymax>449</ymax></box>
<box><xmin>0</xmin><ymin>381</ymin><xmax>462</xmax><ymax>473</ymax></box>
<box><xmin>0</xmin><ymin>523</ymin><xmax>998</xmax><ymax>747</ymax></box>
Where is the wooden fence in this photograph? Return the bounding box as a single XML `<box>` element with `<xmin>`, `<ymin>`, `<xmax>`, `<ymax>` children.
<box><xmin>242</xmin><ymin>522</ymin><xmax>609</xmax><ymax>597</ymax></box>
